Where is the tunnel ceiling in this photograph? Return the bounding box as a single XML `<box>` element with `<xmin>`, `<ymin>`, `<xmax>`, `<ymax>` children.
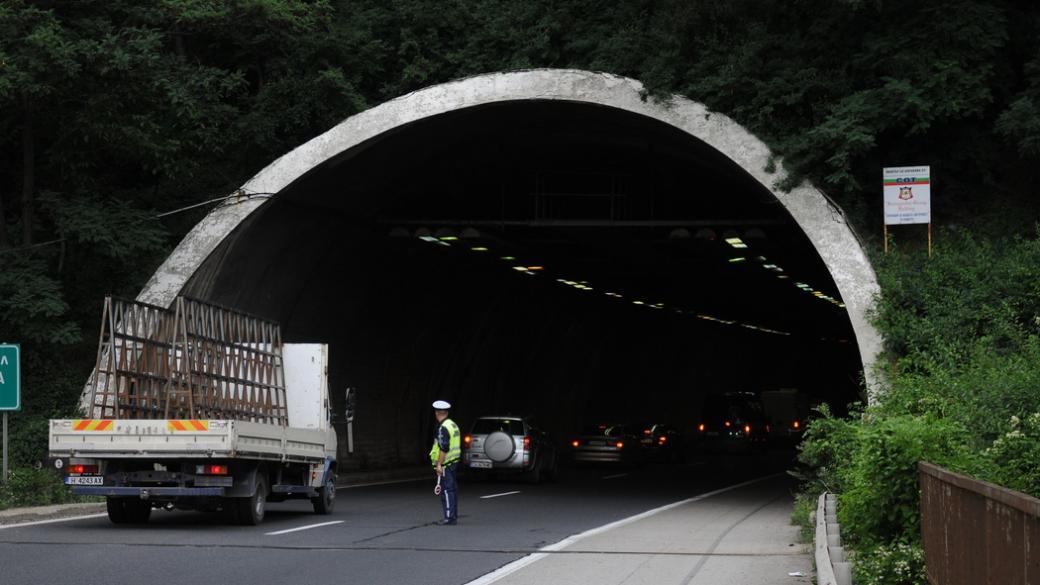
<box><xmin>198</xmin><ymin>101</ymin><xmax>853</xmax><ymax>341</ymax></box>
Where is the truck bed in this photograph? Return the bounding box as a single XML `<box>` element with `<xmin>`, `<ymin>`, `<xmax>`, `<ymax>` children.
<box><xmin>49</xmin><ymin>419</ymin><xmax>329</xmax><ymax>463</ymax></box>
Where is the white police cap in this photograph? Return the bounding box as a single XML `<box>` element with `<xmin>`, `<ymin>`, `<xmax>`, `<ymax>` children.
<box><xmin>432</xmin><ymin>400</ymin><xmax>451</xmax><ymax>410</ymax></box>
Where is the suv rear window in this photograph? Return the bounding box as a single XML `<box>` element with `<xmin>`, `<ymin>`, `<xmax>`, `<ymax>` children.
<box><xmin>471</xmin><ymin>419</ymin><xmax>525</xmax><ymax>435</ymax></box>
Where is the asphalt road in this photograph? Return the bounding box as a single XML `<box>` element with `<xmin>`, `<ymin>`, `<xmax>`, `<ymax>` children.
<box><xmin>0</xmin><ymin>455</ymin><xmax>798</xmax><ymax>585</ymax></box>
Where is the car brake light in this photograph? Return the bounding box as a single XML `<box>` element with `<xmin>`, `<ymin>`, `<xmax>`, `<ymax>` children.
<box><xmin>571</xmin><ymin>440</ymin><xmax>580</xmax><ymax>448</ymax></box>
<box><xmin>658</xmin><ymin>436</ymin><xmax>667</xmax><ymax>444</ymax></box>
<box><xmin>523</xmin><ymin>436</ymin><xmax>531</xmax><ymax>451</ymax></box>
<box><xmin>68</xmin><ymin>464</ymin><xmax>98</xmax><ymax>475</ymax></box>
<box><xmin>195</xmin><ymin>464</ymin><xmax>228</xmax><ymax>475</ymax></box>
<box><xmin>724</xmin><ymin>421</ymin><xmax>731</xmax><ymax>428</ymax></box>
<box><xmin>792</xmin><ymin>420</ymin><xmax>801</xmax><ymax>429</ymax></box>
<box><xmin>698</xmin><ymin>423</ymin><xmax>705</xmax><ymax>432</ymax></box>
<box><xmin>464</xmin><ymin>435</ymin><xmax>472</xmax><ymax>445</ymax></box>
<box><xmin>643</xmin><ymin>429</ymin><xmax>652</xmax><ymax>435</ymax></box>
<box><xmin>744</xmin><ymin>425</ymin><xmax>751</xmax><ymax>434</ymax></box>
<box><xmin>615</xmin><ymin>441</ymin><xmax>624</xmax><ymax>449</ymax></box>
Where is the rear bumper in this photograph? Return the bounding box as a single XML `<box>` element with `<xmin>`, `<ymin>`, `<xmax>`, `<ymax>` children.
<box><xmin>571</xmin><ymin>450</ymin><xmax>633</xmax><ymax>463</ymax></box>
<box><xmin>72</xmin><ymin>486</ymin><xmax>225</xmax><ymax>497</ymax></box>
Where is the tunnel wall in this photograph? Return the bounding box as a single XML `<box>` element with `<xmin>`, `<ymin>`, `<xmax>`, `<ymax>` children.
<box><xmin>135</xmin><ymin>69</ymin><xmax>883</xmax><ymax>397</ymax></box>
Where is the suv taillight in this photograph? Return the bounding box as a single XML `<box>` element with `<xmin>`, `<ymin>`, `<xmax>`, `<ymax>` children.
<box><xmin>463</xmin><ymin>435</ymin><xmax>472</xmax><ymax>446</ymax></box>
<box><xmin>523</xmin><ymin>436</ymin><xmax>531</xmax><ymax>451</ymax></box>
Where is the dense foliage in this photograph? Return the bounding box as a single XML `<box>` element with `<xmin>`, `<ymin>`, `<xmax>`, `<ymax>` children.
<box><xmin>794</xmin><ymin>228</ymin><xmax>1040</xmax><ymax>584</ymax></box>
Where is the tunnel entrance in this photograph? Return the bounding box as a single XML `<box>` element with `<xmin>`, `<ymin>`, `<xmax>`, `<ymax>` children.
<box><xmin>172</xmin><ymin>96</ymin><xmax>865</xmax><ymax>468</ymax></box>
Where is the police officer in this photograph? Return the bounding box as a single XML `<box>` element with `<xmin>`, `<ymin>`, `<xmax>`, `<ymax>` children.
<box><xmin>429</xmin><ymin>400</ymin><xmax>460</xmax><ymax>525</ymax></box>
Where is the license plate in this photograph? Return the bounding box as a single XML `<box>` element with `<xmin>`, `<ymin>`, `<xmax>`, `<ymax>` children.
<box><xmin>65</xmin><ymin>476</ymin><xmax>103</xmax><ymax>486</ymax></box>
<box><xmin>469</xmin><ymin>460</ymin><xmax>492</xmax><ymax>469</ymax></box>
<box><xmin>589</xmin><ymin>440</ymin><xmax>605</xmax><ymax>446</ymax></box>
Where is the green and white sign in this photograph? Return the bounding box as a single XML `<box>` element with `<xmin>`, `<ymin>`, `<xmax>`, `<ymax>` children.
<box><xmin>0</xmin><ymin>344</ymin><xmax>20</xmax><ymax>411</ymax></box>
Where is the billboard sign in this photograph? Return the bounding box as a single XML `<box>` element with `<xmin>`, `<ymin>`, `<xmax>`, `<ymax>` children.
<box><xmin>883</xmin><ymin>166</ymin><xmax>931</xmax><ymax>225</ymax></box>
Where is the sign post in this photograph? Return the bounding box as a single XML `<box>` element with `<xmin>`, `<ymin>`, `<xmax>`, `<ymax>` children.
<box><xmin>883</xmin><ymin>165</ymin><xmax>932</xmax><ymax>256</ymax></box>
<box><xmin>0</xmin><ymin>344</ymin><xmax>21</xmax><ymax>484</ymax></box>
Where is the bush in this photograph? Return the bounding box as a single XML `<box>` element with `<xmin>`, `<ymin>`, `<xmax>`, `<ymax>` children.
<box><xmin>792</xmin><ymin>403</ymin><xmax>859</xmax><ymax>496</ymax></box>
<box><xmin>986</xmin><ymin>413</ymin><xmax>1040</xmax><ymax>497</ymax></box>
<box><xmin>852</xmin><ymin>541</ymin><xmax>928</xmax><ymax>585</ymax></box>
<box><xmin>0</xmin><ymin>467</ymin><xmax>81</xmax><ymax>510</ymax></box>
<box><xmin>838</xmin><ymin>415</ymin><xmax>975</xmax><ymax>546</ymax></box>
<box><xmin>789</xmin><ymin>493</ymin><xmax>816</xmax><ymax>544</ymax></box>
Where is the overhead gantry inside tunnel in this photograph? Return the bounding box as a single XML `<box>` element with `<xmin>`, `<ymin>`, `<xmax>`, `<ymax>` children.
<box><xmin>133</xmin><ymin>70</ymin><xmax>881</xmax><ymax>467</ymax></box>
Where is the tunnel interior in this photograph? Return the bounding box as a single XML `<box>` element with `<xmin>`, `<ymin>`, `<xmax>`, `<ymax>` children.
<box><xmin>181</xmin><ymin>101</ymin><xmax>863</xmax><ymax>468</ymax></box>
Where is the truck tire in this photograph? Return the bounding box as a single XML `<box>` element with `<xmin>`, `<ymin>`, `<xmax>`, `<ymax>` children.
<box><xmin>106</xmin><ymin>497</ymin><xmax>151</xmax><ymax>524</ymax></box>
<box><xmin>237</xmin><ymin>474</ymin><xmax>268</xmax><ymax>526</ymax></box>
<box><xmin>106</xmin><ymin>497</ymin><xmax>128</xmax><ymax>524</ymax></box>
<box><xmin>312</xmin><ymin>474</ymin><xmax>336</xmax><ymax>515</ymax></box>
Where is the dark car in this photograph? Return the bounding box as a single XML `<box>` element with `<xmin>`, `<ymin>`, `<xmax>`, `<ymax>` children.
<box><xmin>638</xmin><ymin>423</ymin><xmax>684</xmax><ymax>462</ymax></box>
<box><xmin>694</xmin><ymin>393</ymin><xmax>769</xmax><ymax>454</ymax></box>
<box><xmin>461</xmin><ymin>416</ymin><xmax>559</xmax><ymax>483</ymax></box>
<box><xmin>569</xmin><ymin>423</ymin><xmax>646</xmax><ymax>466</ymax></box>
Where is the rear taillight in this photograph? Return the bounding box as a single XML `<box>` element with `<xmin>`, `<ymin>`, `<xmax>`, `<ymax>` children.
<box><xmin>697</xmin><ymin>423</ymin><xmax>705</xmax><ymax>432</ymax></box>
<box><xmin>658</xmin><ymin>436</ymin><xmax>667</xmax><ymax>444</ymax></box>
<box><xmin>68</xmin><ymin>464</ymin><xmax>98</xmax><ymax>475</ymax></box>
<box><xmin>195</xmin><ymin>464</ymin><xmax>228</xmax><ymax>475</ymax></box>
<box><xmin>615</xmin><ymin>441</ymin><xmax>624</xmax><ymax>449</ymax></box>
<box><xmin>523</xmin><ymin>436</ymin><xmax>531</xmax><ymax>451</ymax></box>
<box><xmin>792</xmin><ymin>420</ymin><xmax>801</xmax><ymax>429</ymax></box>
<box><xmin>643</xmin><ymin>429</ymin><xmax>652</xmax><ymax>435</ymax></box>
<box><xmin>724</xmin><ymin>421</ymin><xmax>731</xmax><ymax>428</ymax></box>
<box><xmin>744</xmin><ymin>424</ymin><xmax>751</xmax><ymax>434</ymax></box>
<box><xmin>464</xmin><ymin>435</ymin><xmax>472</xmax><ymax>446</ymax></box>
<box><xmin>571</xmin><ymin>439</ymin><xmax>580</xmax><ymax>448</ymax></box>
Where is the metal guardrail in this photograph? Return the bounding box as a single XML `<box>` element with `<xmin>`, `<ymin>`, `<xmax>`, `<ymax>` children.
<box><xmin>919</xmin><ymin>461</ymin><xmax>1040</xmax><ymax>585</ymax></box>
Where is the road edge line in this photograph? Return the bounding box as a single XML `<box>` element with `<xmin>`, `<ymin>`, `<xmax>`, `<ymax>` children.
<box><xmin>0</xmin><ymin>513</ymin><xmax>108</xmax><ymax>530</ymax></box>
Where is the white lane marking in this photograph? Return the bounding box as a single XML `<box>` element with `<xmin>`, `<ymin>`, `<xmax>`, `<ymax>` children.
<box><xmin>462</xmin><ymin>473</ymin><xmax>783</xmax><ymax>585</ymax></box>
<box><xmin>340</xmin><ymin>477</ymin><xmax>427</xmax><ymax>489</ymax></box>
<box><xmin>602</xmin><ymin>473</ymin><xmax>629</xmax><ymax>480</ymax></box>
<box><xmin>480</xmin><ymin>491</ymin><xmax>521</xmax><ymax>499</ymax></box>
<box><xmin>0</xmin><ymin>513</ymin><xmax>108</xmax><ymax>530</ymax></box>
<box><xmin>264</xmin><ymin>520</ymin><xmax>344</xmax><ymax>536</ymax></box>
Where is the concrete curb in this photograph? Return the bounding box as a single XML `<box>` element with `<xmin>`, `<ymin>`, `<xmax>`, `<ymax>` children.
<box><xmin>0</xmin><ymin>502</ymin><xmax>107</xmax><ymax>526</ymax></box>
<box><xmin>815</xmin><ymin>492</ymin><xmax>853</xmax><ymax>585</ymax></box>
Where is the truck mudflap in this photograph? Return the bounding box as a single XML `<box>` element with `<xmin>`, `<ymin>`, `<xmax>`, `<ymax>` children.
<box><xmin>72</xmin><ymin>487</ymin><xmax>225</xmax><ymax>497</ymax></box>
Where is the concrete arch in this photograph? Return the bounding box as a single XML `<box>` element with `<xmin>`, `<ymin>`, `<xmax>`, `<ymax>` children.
<box><xmin>139</xmin><ymin>69</ymin><xmax>882</xmax><ymax>390</ymax></box>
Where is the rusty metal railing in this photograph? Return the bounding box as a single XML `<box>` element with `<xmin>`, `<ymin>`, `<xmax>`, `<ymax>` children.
<box><xmin>85</xmin><ymin>296</ymin><xmax>287</xmax><ymax>425</ymax></box>
<box><xmin>919</xmin><ymin>461</ymin><xmax>1040</xmax><ymax>585</ymax></box>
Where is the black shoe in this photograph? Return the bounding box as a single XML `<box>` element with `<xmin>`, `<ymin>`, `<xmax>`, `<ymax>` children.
<box><xmin>436</xmin><ymin>519</ymin><xmax>457</xmax><ymax>525</ymax></box>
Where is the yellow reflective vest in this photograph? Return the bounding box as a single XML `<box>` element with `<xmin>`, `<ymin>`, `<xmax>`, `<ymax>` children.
<box><xmin>429</xmin><ymin>418</ymin><xmax>461</xmax><ymax>467</ymax></box>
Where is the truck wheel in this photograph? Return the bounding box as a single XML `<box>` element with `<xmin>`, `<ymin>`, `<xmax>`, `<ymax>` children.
<box><xmin>237</xmin><ymin>474</ymin><xmax>268</xmax><ymax>526</ymax></box>
<box><xmin>312</xmin><ymin>474</ymin><xmax>336</xmax><ymax>515</ymax></box>
<box><xmin>106</xmin><ymin>497</ymin><xmax>129</xmax><ymax>524</ymax></box>
<box><xmin>125</xmin><ymin>499</ymin><xmax>152</xmax><ymax>524</ymax></box>
<box><xmin>106</xmin><ymin>498</ymin><xmax>151</xmax><ymax>524</ymax></box>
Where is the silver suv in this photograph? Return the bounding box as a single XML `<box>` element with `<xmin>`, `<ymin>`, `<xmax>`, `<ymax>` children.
<box><xmin>462</xmin><ymin>416</ymin><xmax>559</xmax><ymax>483</ymax></box>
